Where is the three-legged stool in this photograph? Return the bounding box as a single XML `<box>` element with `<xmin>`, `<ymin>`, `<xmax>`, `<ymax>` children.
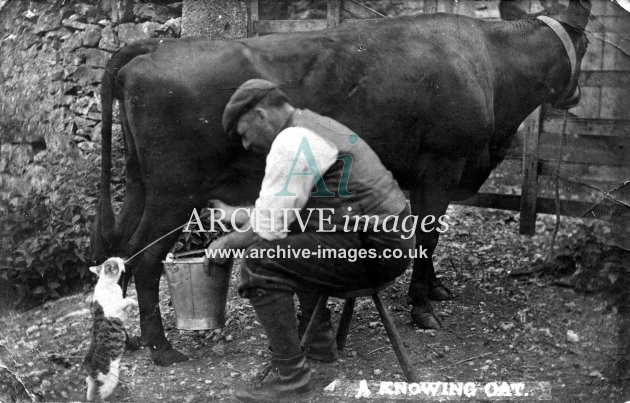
<box><xmin>300</xmin><ymin>281</ymin><xmax>419</xmax><ymax>382</ymax></box>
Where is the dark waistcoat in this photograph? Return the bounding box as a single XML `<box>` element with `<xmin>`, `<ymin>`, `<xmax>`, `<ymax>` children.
<box><xmin>288</xmin><ymin>109</ymin><xmax>408</xmax><ymax>231</ymax></box>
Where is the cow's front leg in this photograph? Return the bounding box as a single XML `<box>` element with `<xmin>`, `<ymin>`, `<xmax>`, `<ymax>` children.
<box><xmin>408</xmin><ymin>230</ymin><xmax>448</xmax><ymax>330</ymax></box>
<box><xmin>412</xmin><ymin>229</ymin><xmax>452</xmax><ymax>300</ymax></box>
<box><xmin>408</xmin><ymin>223</ymin><xmax>448</xmax><ymax>329</ymax></box>
<box><xmin>134</xmin><ymin>252</ymin><xmax>189</xmax><ymax>366</ymax></box>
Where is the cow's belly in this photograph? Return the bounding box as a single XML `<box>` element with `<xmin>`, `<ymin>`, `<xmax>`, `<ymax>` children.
<box><xmin>449</xmin><ymin>146</ymin><xmax>493</xmax><ymax>201</ymax></box>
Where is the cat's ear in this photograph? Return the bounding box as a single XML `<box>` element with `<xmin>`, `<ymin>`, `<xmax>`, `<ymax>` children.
<box><xmin>89</xmin><ymin>265</ymin><xmax>101</xmax><ymax>276</ymax></box>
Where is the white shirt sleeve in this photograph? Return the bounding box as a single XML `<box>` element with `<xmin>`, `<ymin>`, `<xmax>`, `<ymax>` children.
<box><xmin>251</xmin><ymin>127</ymin><xmax>338</xmax><ymax>240</ymax></box>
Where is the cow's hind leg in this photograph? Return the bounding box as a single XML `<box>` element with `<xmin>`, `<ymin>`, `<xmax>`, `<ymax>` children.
<box><xmin>128</xmin><ymin>199</ymin><xmax>195</xmax><ymax>366</ymax></box>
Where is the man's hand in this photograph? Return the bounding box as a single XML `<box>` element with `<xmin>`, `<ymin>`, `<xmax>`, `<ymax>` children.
<box><xmin>208</xmin><ymin>200</ymin><xmax>251</xmax><ymax>226</ymax></box>
<box><xmin>204</xmin><ymin>223</ymin><xmax>260</xmax><ymax>271</ymax></box>
<box><xmin>205</xmin><ymin>236</ymin><xmax>231</xmax><ymax>268</ymax></box>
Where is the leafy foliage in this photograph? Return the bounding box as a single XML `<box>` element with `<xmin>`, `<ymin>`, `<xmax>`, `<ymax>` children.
<box><xmin>171</xmin><ymin>208</ymin><xmax>224</xmax><ymax>254</ymax></box>
<box><xmin>0</xmin><ymin>148</ymin><xmax>101</xmax><ymax>306</ymax></box>
<box><xmin>538</xmin><ymin>224</ymin><xmax>629</xmax><ymax>297</ymax></box>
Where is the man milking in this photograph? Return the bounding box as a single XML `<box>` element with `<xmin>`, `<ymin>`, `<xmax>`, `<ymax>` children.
<box><xmin>206</xmin><ymin>79</ymin><xmax>414</xmax><ymax>402</ymax></box>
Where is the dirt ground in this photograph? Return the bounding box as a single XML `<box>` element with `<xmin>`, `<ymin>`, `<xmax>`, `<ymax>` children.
<box><xmin>0</xmin><ymin>204</ymin><xmax>624</xmax><ymax>402</ymax></box>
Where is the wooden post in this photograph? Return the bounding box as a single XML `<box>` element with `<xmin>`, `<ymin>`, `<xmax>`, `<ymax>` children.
<box><xmin>423</xmin><ymin>0</ymin><xmax>439</xmax><ymax>14</ymax></box>
<box><xmin>519</xmin><ymin>106</ymin><xmax>543</xmax><ymax>235</ymax></box>
<box><xmin>327</xmin><ymin>0</ymin><xmax>341</xmax><ymax>27</ymax></box>
<box><xmin>442</xmin><ymin>0</ymin><xmax>454</xmax><ymax>14</ymax></box>
<box><xmin>246</xmin><ymin>0</ymin><xmax>259</xmax><ymax>37</ymax></box>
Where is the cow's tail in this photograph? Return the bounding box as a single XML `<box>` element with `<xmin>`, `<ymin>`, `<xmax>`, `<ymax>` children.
<box><xmin>92</xmin><ymin>40</ymin><xmax>161</xmax><ymax>263</ymax></box>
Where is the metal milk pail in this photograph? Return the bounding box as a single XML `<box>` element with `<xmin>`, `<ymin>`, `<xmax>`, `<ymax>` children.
<box><xmin>163</xmin><ymin>256</ymin><xmax>232</xmax><ymax>330</ymax></box>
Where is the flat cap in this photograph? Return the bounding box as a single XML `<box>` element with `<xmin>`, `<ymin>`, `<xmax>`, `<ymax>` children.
<box><xmin>222</xmin><ymin>79</ymin><xmax>278</xmax><ymax>137</ymax></box>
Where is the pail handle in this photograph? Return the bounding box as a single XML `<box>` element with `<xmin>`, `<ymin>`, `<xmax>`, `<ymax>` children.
<box><xmin>173</xmin><ymin>249</ymin><xmax>207</xmax><ymax>259</ymax></box>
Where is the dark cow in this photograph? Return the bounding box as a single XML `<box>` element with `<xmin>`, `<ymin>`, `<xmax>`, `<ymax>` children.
<box><xmin>92</xmin><ymin>0</ymin><xmax>591</xmax><ymax>366</ymax></box>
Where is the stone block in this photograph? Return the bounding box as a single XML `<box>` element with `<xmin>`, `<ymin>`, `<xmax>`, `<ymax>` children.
<box><xmin>6</xmin><ymin>144</ymin><xmax>34</xmax><ymax>168</ymax></box>
<box><xmin>134</xmin><ymin>3</ymin><xmax>179</xmax><ymax>23</ymax></box>
<box><xmin>61</xmin><ymin>33</ymin><xmax>83</xmax><ymax>52</ymax></box>
<box><xmin>86</xmin><ymin>111</ymin><xmax>101</xmax><ymax>121</ymax></box>
<box><xmin>34</xmin><ymin>12</ymin><xmax>63</xmax><ymax>34</ymax></box>
<box><xmin>68</xmin><ymin>66</ymin><xmax>103</xmax><ymax>86</ymax></box>
<box><xmin>24</xmin><ymin>9</ymin><xmax>38</xmax><ymax>22</ymax></box>
<box><xmin>52</xmin><ymin>66</ymin><xmax>68</xmax><ymax>82</ymax></box>
<box><xmin>82</xmin><ymin>25</ymin><xmax>102</xmax><ymax>47</ymax></box>
<box><xmin>75</xmin><ymin>115</ymin><xmax>97</xmax><ymax>128</ymax></box>
<box><xmin>117</xmin><ymin>21</ymin><xmax>161</xmax><ymax>45</ymax></box>
<box><xmin>76</xmin><ymin>48</ymin><xmax>110</xmax><ymax>68</ymax></box>
<box><xmin>111</xmin><ymin>0</ymin><xmax>135</xmax><ymax>24</ymax></box>
<box><xmin>91</xmin><ymin>122</ymin><xmax>102</xmax><ymax>143</ymax></box>
<box><xmin>72</xmin><ymin>3</ymin><xmax>99</xmax><ymax>20</ymax></box>
<box><xmin>159</xmin><ymin>17</ymin><xmax>182</xmax><ymax>38</ymax></box>
<box><xmin>78</xmin><ymin>141</ymin><xmax>96</xmax><ymax>153</ymax></box>
<box><xmin>69</xmin><ymin>96</ymin><xmax>93</xmax><ymax>115</ymax></box>
<box><xmin>98</xmin><ymin>25</ymin><xmax>119</xmax><ymax>52</ymax></box>
<box><xmin>62</xmin><ymin>18</ymin><xmax>89</xmax><ymax>31</ymax></box>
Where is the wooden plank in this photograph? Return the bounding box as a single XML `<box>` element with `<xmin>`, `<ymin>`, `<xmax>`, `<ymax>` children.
<box><xmin>601</xmin><ymin>87</ymin><xmax>630</xmax><ymax>119</ymax></box>
<box><xmin>537</xmin><ymin>161</ymin><xmax>630</xmax><ymax>190</ymax></box>
<box><xmin>541</xmin><ymin>117</ymin><xmax>630</xmax><ymax>138</ymax></box>
<box><xmin>542</xmin><ymin>133</ymin><xmax>630</xmax><ymax>166</ymax></box>
<box><xmin>254</xmin><ymin>19</ymin><xmax>328</xmax><ymax>34</ymax></box>
<box><xmin>509</xmin><ymin>132</ymin><xmax>630</xmax><ymax>166</ymax></box>
<box><xmin>580</xmin><ymin>71</ymin><xmax>630</xmax><ymax>88</ymax></box>
<box><xmin>455</xmin><ymin>193</ymin><xmax>630</xmax><ymax>220</ymax></box>
<box><xmin>423</xmin><ymin>0</ymin><xmax>439</xmax><ymax>14</ymax></box>
<box><xmin>458</xmin><ymin>192</ymin><xmax>522</xmax><ymax>211</ymax></box>
<box><xmin>327</xmin><ymin>0</ymin><xmax>341</xmax><ymax>27</ymax></box>
<box><xmin>497</xmin><ymin>157</ymin><xmax>630</xmax><ymax>185</ymax></box>
<box><xmin>603</xmin><ymin>39</ymin><xmax>630</xmax><ymax>71</ymax></box>
<box><xmin>580</xmin><ymin>30</ymin><xmax>604</xmax><ymax>72</ymax></box>
<box><xmin>586</xmin><ymin>16</ymin><xmax>630</xmax><ymax>34</ymax></box>
<box><xmin>253</xmin><ymin>13</ymin><xmax>542</xmax><ymax>36</ymax></box>
<box><xmin>590</xmin><ymin>0</ymin><xmax>610</xmax><ymax>16</ymax></box>
<box><xmin>519</xmin><ymin>107</ymin><xmax>542</xmax><ymax>235</ymax></box>
<box><xmin>604</xmin><ymin>0</ymin><xmax>630</xmax><ymax>16</ymax></box>
<box><xmin>567</xmin><ymin>87</ymin><xmax>602</xmax><ymax>119</ymax></box>
<box><xmin>246</xmin><ymin>0</ymin><xmax>259</xmax><ymax>38</ymax></box>
<box><xmin>598</xmin><ymin>13</ymin><xmax>630</xmax><ymax>70</ymax></box>
<box><xmin>254</xmin><ymin>18</ymin><xmax>376</xmax><ymax>34</ymax></box>
<box><xmin>441</xmin><ymin>0</ymin><xmax>454</xmax><ymax>14</ymax></box>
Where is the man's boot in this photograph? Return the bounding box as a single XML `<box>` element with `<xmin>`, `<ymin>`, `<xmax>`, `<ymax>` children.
<box><xmin>298</xmin><ymin>308</ymin><xmax>338</xmax><ymax>362</ymax></box>
<box><xmin>234</xmin><ymin>291</ymin><xmax>316</xmax><ymax>402</ymax></box>
<box><xmin>233</xmin><ymin>349</ymin><xmax>316</xmax><ymax>402</ymax></box>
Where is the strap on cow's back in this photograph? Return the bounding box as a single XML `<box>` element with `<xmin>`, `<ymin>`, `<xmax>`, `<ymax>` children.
<box><xmin>536</xmin><ymin>15</ymin><xmax>578</xmax><ymax>102</ymax></box>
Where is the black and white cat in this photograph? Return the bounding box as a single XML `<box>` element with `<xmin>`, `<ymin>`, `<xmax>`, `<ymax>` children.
<box><xmin>84</xmin><ymin>257</ymin><xmax>137</xmax><ymax>401</ymax></box>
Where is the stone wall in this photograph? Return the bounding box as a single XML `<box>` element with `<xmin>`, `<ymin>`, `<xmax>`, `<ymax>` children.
<box><xmin>0</xmin><ymin>0</ymin><xmax>182</xmax><ymax>190</ymax></box>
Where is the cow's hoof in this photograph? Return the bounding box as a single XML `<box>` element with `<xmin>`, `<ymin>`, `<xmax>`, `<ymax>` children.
<box><xmin>411</xmin><ymin>306</ymin><xmax>442</xmax><ymax>330</ymax></box>
<box><xmin>428</xmin><ymin>283</ymin><xmax>453</xmax><ymax>301</ymax></box>
<box><xmin>125</xmin><ymin>335</ymin><xmax>141</xmax><ymax>351</ymax></box>
<box><xmin>151</xmin><ymin>346</ymin><xmax>190</xmax><ymax>366</ymax></box>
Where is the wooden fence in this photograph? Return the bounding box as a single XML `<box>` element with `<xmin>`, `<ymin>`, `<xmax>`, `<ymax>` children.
<box><xmin>245</xmin><ymin>0</ymin><xmax>630</xmax><ymax>235</ymax></box>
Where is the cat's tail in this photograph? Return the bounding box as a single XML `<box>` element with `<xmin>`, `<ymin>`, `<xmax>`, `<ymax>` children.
<box><xmin>91</xmin><ymin>40</ymin><xmax>160</xmax><ymax>264</ymax></box>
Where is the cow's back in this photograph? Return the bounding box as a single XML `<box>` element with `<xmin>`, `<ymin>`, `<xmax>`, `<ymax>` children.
<box><xmin>115</xmin><ymin>14</ymin><xmax>499</xmax><ymax>191</ymax></box>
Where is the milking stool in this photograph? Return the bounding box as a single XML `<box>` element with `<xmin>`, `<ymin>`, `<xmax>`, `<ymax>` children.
<box><xmin>300</xmin><ymin>280</ymin><xmax>419</xmax><ymax>382</ymax></box>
